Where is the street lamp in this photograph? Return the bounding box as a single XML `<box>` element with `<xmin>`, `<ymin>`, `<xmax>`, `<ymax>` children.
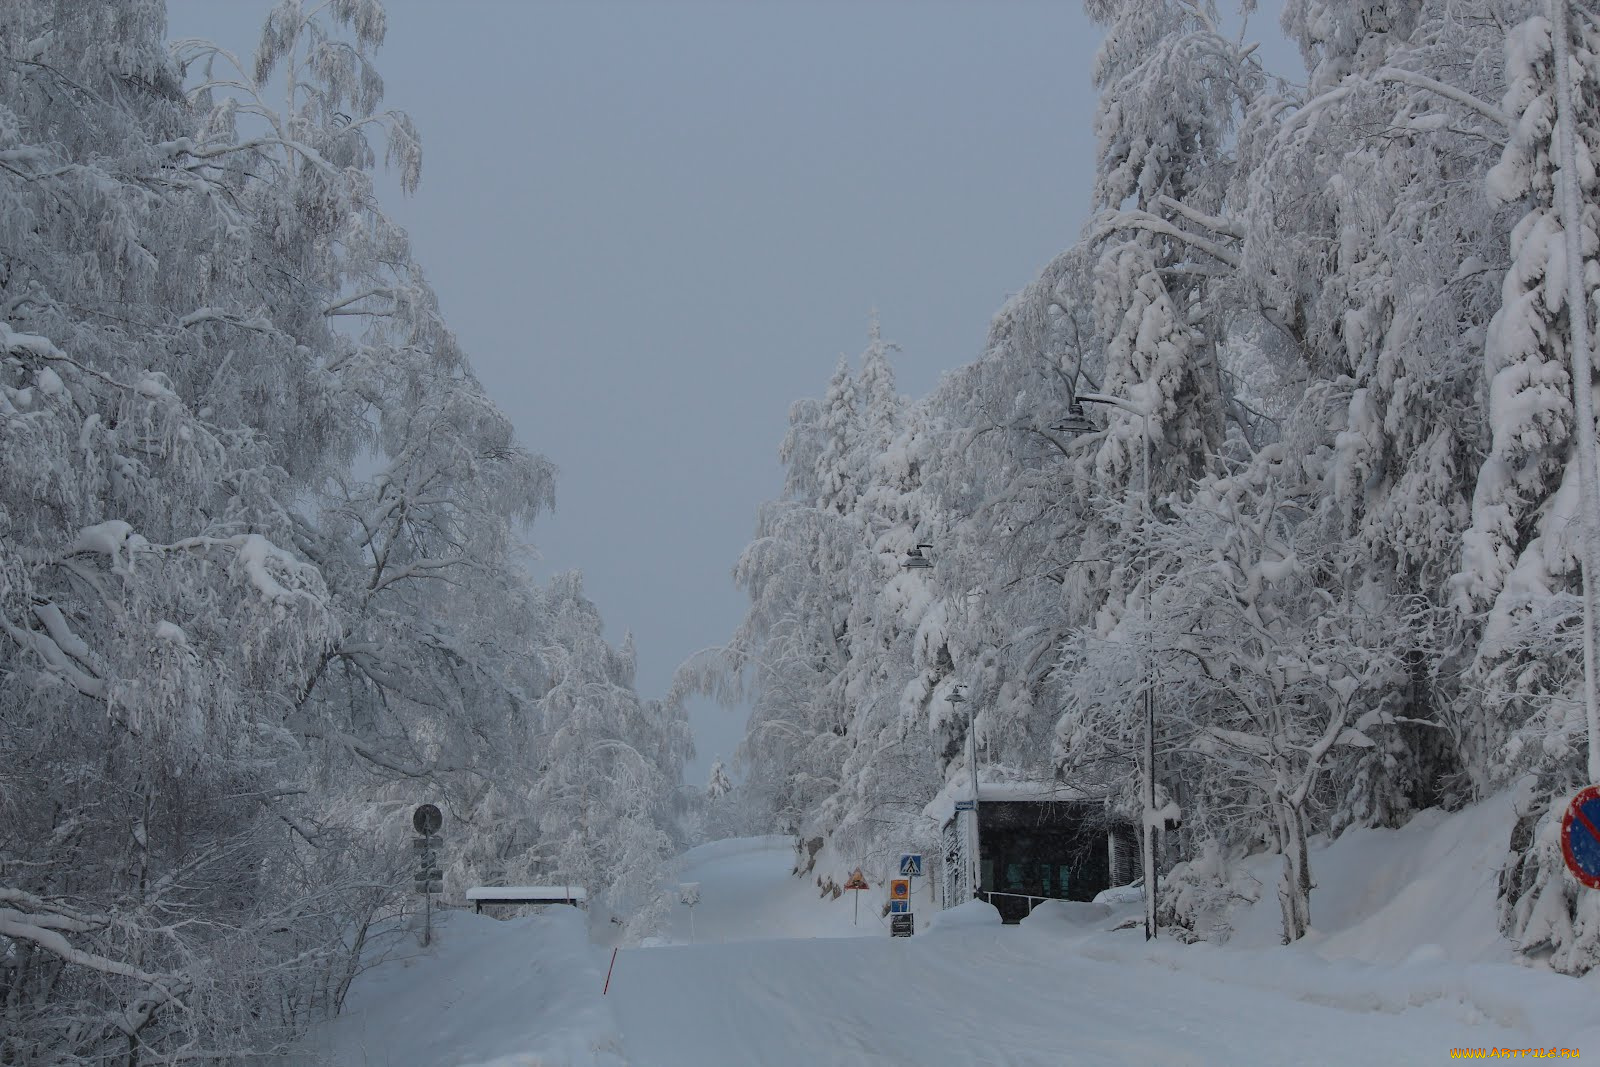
<box><xmin>1057</xmin><ymin>391</ymin><xmax>1160</xmax><ymax>941</ymax></box>
<box><xmin>1050</xmin><ymin>400</ymin><xmax>1097</xmax><ymax>438</ymax></box>
<box><xmin>947</xmin><ymin>684</ymin><xmax>981</xmax><ymax>901</ymax></box>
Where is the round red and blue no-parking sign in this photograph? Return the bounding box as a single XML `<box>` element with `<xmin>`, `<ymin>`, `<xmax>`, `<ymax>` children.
<box><xmin>1560</xmin><ymin>785</ymin><xmax>1600</xmax><ymax>890</ymax></box>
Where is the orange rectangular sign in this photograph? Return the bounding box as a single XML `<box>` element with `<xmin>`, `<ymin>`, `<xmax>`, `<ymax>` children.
<box><xmin>890</xmin><ymin>878</ymin><xmax>910</xmax><ymax>901</ymax></box>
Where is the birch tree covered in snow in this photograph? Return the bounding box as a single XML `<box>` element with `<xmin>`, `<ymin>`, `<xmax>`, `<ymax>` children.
<box><xmin>0</xmin><ymin>1</ymin><xmax>687</xmax><ymax>1058</ymax></box>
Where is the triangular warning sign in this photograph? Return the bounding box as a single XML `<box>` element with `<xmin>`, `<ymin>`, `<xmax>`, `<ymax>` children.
<box><xmin>843</xmin><ymin>867</ymin><xmax>869</xmax><ymax>890</ymax></box>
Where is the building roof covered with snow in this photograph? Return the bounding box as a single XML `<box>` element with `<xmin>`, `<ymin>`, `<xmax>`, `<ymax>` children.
<box><xmin>465</xmin><ymin>885</ymin><xmax>588</xmax><ymax>902</ymax></box>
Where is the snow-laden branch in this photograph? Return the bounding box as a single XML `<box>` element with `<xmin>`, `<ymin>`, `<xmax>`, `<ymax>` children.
<box><xmin>322</xmin><ymin>286</ymin><xmax>397</xmax><ymax>317</ymax></box>
<box><xmin>0</xmin><ymin>612</ymin><xmax>106</xmax><ymax>699</ymax></box>
<box><xmin>368</xmin><ymin>554</ymin><xmax>466</xmax><ymax>594</ymax></box>
<box><xmin>294</xmin><ymin>722</ymin><xmax>468</xmax><ymax>778</ymax></box>
<box><xmin>0</xmin><ymin>904</ymin><xmax>184</xmax><ymax>1002</ymax></box>
<box><xmin>1372</xmin><ymin>67</ymin><xmax>1511</xmax><ymax>130</ymax></box>
<box><xmin>178</xmin><ymin>307</ymin><xmax>278</xmax><ymax>334</ymax></box>
<box><xmin>1201</xmin><ymin>725</ymin><xmax>1274</xmax><ymax>756</ymax></box>
<box><xmin>1272</xmin><ymin>68</ymin><xmax>1508</xmax><ymax>159</ymax></box>
<box><xmin>156</xmin><ymin>134</ymin><xmax>338</xmax><ymax>175</ymax></box>
<box><xmin>1089</xmin><ymin>210</ymin><xmax>1242</xmax><ymax>268</ymax></box>
<box><xmin>1156</xmin><ymin>195</ymin><xmax>1243</xmax><ymax>239</ymax></box>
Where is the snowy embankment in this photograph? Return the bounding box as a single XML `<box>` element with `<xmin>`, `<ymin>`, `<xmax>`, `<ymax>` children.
<box><xmin>1019</xmin><ymin>792</ymin><xmax>1600</xmax><ymax>1044</ymax></box>
<box><xmin>1220</xmin><ymin>792</ymin><xmax>1515</xmax><ymax>963</ymax></box>
<box><xmin>290</xmin><ymin>908</ymin><xmax>624</xmax><ymax>1067</ymax></box>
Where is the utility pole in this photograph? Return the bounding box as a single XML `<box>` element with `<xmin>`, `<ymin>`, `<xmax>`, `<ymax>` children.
<box><xmin>1551</xmin><ymin>0</ymin><xmax>1600</xmax><ymax>784</ymax></box>
<box><xmin>1067</xmin><ymin>392</ymin><xmax>1159</xmax><ymax>940</ymax></box>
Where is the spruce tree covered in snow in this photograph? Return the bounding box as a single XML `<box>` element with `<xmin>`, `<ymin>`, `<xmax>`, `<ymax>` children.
<box><xmin>707</xmin><ymin>758</ymin><xmax>733</xmax><ymax>800</ymax></box>
<box><xmin>1083</xmin><ymin>0</ymin><xmax>1251</xmax><ymax>495</ymax></box>
<box><xmin>527</xmin><ymin>575</ymin><xmax>690</xmax><ymax>931</ymax></box>
<box><xmin>1461</xmin><ymin>1</ymin><xmax>1600</xmax><ymax>975</ymax></box>
<box><xmin>670</xmin><ymin>322</ymin><xmax>943</xmax><ymax>870</ymax></box>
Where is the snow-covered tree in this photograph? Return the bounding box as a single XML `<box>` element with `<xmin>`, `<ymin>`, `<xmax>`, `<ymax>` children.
<box><xmin>691</xmin><ymin>0</ymin><xmax>1598</xmax><ymax>975</ymax></box>
<box><xmin>0</xmin><ymin>1</ymin><xmax>690</xmax><ymax>1057</ymax></box>
<box><xmin>706</xmin><ymin>758</ymin><xmax>733</xmax><ymax>800</ymax></box>
<box><xmin>1059</xmin><ymin>447</ymin><xmax>1410</xmax><ymax>943</ymax></box>
<box><xmin>1459</xmin><ymin>2</ymin><xmax>1600</xmax><ymax>976</ymax></box>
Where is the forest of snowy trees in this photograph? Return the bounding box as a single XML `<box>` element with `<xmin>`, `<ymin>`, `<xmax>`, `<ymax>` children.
<box><xmin>7</xmin><ymin>0</ymin><xmax>1600</xmax><ymax>1060</ymax></box>
<box><xmin>0</xmin><ymin>1</ymin><xmax>690</xmax><ymax>1060</ymax></box>
<box><xmin>681</xmin><ymin>0</ymin><xmax>1600</xmax><ymax>975</ymax></box>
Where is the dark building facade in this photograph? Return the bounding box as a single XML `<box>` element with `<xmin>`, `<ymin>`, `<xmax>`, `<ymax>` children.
<box><xmin>942</xmin><ymin>792</ymin><xmax>1138</xmax><ymax>924</ymax></box>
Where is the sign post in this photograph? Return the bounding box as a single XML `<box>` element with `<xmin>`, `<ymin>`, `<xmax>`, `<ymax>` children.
<box><xmin>413</xmin><ymin>804</ymin><xmax>444</xmax><ymax>946</ymax></box>
<box><xmin>843</xmin><ymin>867</ymin><xmax>869</xmax><ymax>925</ymax></box>
<box><xmin>899</xmin><ymin>852</ymin><xmax>925</xmax><ymax>908</ymax></box>
<box><xmin>889</xmin><ymin>877</ymin><xmax>914</xmax><ymax>936</ymax></box>
<box><xmin>1561</xmin><ymin>785</ymin><xmax>1600</xmax><ymax>889</ymax></box>
<box><xmin>679</xmin><ymin>882</ymin><xmax>701</xmax><ymax>943</ymax></box>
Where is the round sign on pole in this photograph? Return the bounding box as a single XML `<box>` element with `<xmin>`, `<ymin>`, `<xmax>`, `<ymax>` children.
<box><xmin>413</xmin><ymin>803</ymin><xmax>443</xmax><ymax>836</ymax></box>
<box><xmin>1560</xmin><ymin>785</ymin><xmax>1600</xmax><ymax>890</ymax></box>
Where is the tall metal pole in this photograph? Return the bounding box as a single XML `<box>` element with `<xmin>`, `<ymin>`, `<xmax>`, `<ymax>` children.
<box><xmin>1077</xmin><ymin>392</ymin><xmax>1160</xmax><ymax>939</ymax></box>
<box><xmin>1551</xmin><ymin>0</ymin><xmax>1600</xmax><ymax>784</ymax></box>
<box><xmin>1140</xmin><ymin>411</ymin><xmax>1157</xmax><ymax>941</ymax></box>
<box><xmin>969</xmin><ymin>697</ymin><xmax>982</xmax><ymax>899</ymax></box>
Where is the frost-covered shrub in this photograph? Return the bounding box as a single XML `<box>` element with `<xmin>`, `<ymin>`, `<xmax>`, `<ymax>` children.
<box><xmin>1158</xmin><ymin>839</ymin><xmax>1263</xmax><ymax>945</ymax></box>
<box><xmin>1500</xmin><ymin>779</ymin><xmax>1600</xmax><ymax>975</ymax></box>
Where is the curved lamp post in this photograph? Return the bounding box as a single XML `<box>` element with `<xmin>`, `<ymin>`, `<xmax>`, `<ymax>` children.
<box><xmin>1057</xmin><ymin>391</ymin><xmax>1160</xmax><ymax>941</ymax></box>
<box><xmin>947</xmin><ymin>684</ymin><xmax>981</xmax><ymax>900</ymax></box>
<box><xmin>903</xmin><ymin>544</ymin><xmax>984</xmax><ymax>904</ymax></box>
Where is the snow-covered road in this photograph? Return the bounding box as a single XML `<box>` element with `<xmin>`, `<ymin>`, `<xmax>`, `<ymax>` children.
<box><xmin>606</xmin><ymin>837</ymin><xmax>1534</xmax><ymax>1067</ymax></box>
<box><xmin>609</xmin><ymin>925</ymin><xmax>1518</xmax><ymax>1066</ymax></box>
<box><xmin>309</xmin><ymin>817</ymin><xmax>1600</xmax><ymax>1066</ymax></box>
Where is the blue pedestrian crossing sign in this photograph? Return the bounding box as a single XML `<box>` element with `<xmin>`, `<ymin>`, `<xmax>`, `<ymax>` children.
<box><xmin>1562</xmin><ymin>785</ymin><xmax>1600</xmax><ymax>890</ymax></box>
<box><xmin>899</xmin><ymin>854</ymin><xmax>923</xmax><ymax>877</ymax></box>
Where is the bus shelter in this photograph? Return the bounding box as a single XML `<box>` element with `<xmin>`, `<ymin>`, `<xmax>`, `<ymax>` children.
<box><xmin>934</xmin><ymin>782</ymin><xmax>1138</xmax><ymax>923</ymax></box>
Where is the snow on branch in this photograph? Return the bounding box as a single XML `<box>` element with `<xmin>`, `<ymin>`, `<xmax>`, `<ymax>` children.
<box><xmin>1088</xmin><ymin>209</ymin><xmax>1242</xmax><ymax>268</ymax></box>
<box><xmin>1371</xmin><ymin>67</ymin><xmax>1512</xmax><ymax>131</ymax></box>
<box><xmin>0</xmin><ymin>899</ymin><xmax>185</xmax><ymax>1004</ymax></box>
<box><xmin>1155</xmin><ymin>195</ymin><xmax>1243</xmax><ymax>239</ymax></box>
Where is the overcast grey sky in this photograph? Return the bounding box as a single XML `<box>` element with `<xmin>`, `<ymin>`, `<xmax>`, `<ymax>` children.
<box><xmin>166</xmin><ymin>1</ymin><xmax>1295</xmax><ymax>785</ymax></box>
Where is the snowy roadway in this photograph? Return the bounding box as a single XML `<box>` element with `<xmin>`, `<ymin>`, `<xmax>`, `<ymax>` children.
<box><xmin>312</xmin><ymin>817</ymin><xmax>1600</xmax><ymax>1066</ymax></box>
<box><xmin>608</xmin><ymin>926</ymin><xmax>1506</xmax><ymax>1066</ymax></box>
<box><xmin>605</xmin><ymin>838</ymin><xmax>1535</xmax><ymax>1067</ymax></box>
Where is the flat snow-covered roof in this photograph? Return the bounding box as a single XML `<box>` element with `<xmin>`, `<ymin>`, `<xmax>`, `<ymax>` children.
<box><xmin>923</xmin><ymin>773</ymin><xmax>1103</xmax><ymax>826</ymax></box>
<box><xmin>465</xmin><ymin>885</ymin><xmax>588</xmax><ymax>901</ymax></box>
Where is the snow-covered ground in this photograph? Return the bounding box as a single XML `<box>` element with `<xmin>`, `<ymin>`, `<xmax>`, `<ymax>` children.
<box><xmin>300</xmin><ymin>802</ymin><xmax>1600</xmax><ymax>1065</ymax></box>
<box><xmin>288</xmin><ymin>907</ymin><xmax>624</xmax><ymax>1067</ymax></box>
